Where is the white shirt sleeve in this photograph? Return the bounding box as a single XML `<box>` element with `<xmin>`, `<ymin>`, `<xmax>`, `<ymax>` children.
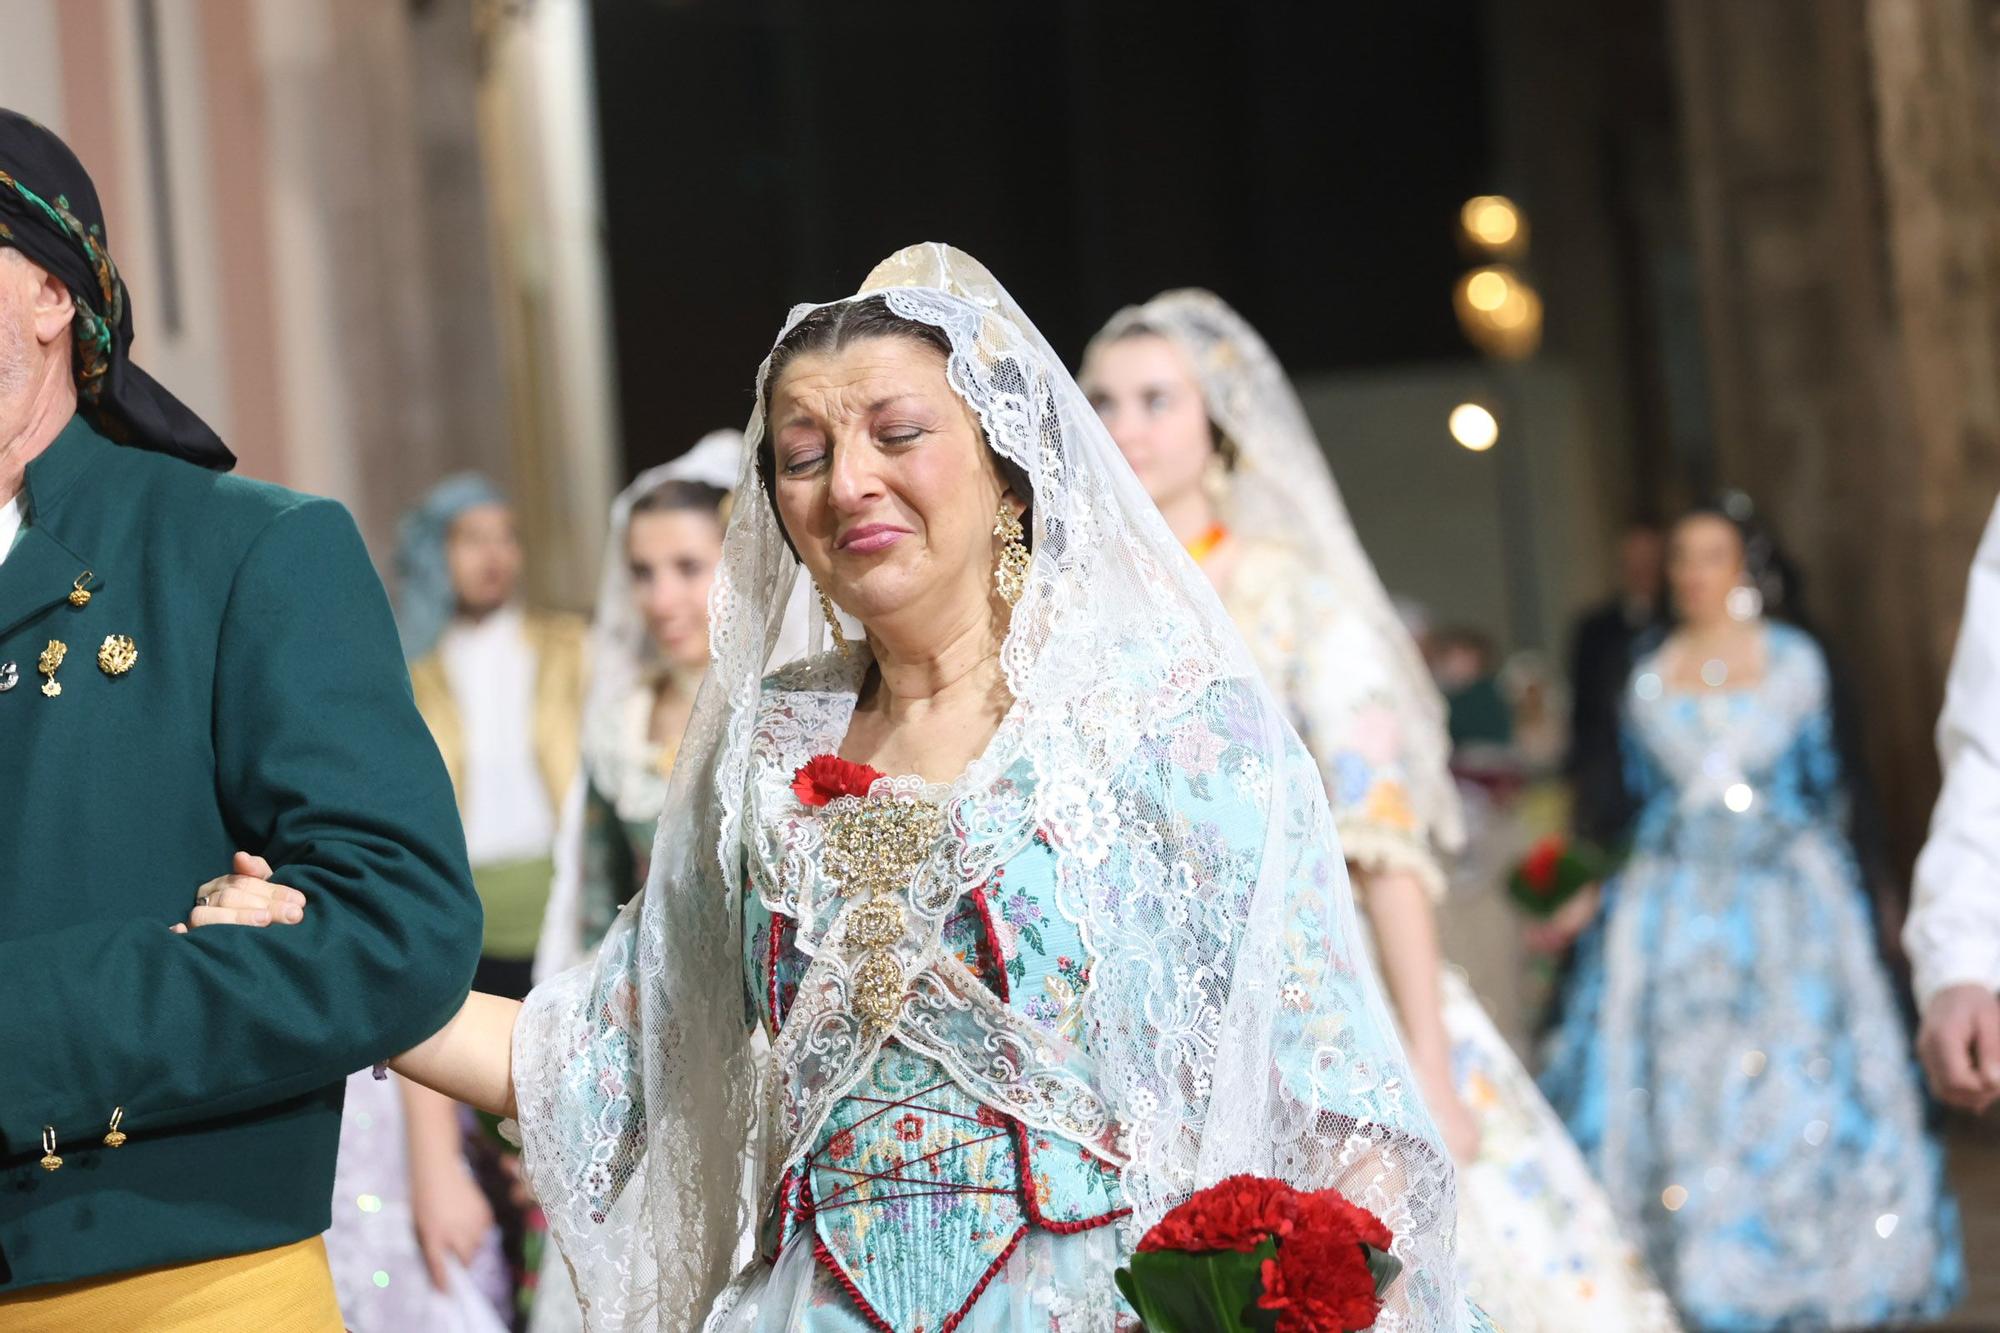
<box><xmin>1907</xmin><ymin>495</ymin><xmax>2000</xmax><ymax>1008</ymax></box>
<box><xmin>0</xmin><ymin>495</ymin><xmax>23</xmax><ymax>567</ymax></box>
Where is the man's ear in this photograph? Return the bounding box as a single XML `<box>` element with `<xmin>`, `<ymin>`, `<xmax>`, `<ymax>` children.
<box><xmin>29</xmin><ymin>261</ymin><xmax>75</xmax><ymax>347</ymax></box>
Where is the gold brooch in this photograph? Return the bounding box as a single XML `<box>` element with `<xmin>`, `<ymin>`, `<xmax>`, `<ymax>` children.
<box><xmin>38</xmin><ymin>640</ymin><xmax>67</xmax><ymax>697</ymax></box>
<box><xmin>823</xmin><ymin>794</ymin><xmax>943</xmax><ymax>1036</ymax></box>
<box><xmin>68</xmin><ymin>571</ymin><xmax>93</xmax><ymax>607</ymax></box>
<box><xmin>98</xmin><ymin>634</ymin><xmax>137</xmax><ymax>676</ymax></box>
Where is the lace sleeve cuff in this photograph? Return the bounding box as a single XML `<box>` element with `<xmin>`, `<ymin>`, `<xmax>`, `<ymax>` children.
<box><xmin>1335</xmin><ymin>818</ymin><xmax>1448</xmax><ymax>902</ymax></box>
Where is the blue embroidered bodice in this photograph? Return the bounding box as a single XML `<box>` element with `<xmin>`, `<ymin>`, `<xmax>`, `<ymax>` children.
<box><xmin>745</xmin><ymin>829</ymin><xmax>1125</xmax><ymax>1331</ymax></box>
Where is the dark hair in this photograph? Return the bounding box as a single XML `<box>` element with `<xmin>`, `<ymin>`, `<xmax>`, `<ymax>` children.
<box><xmin>755</xmin><ymin>295</ymin><xmax>1032</xmax><ymax>555</ymax></box>
<box><xmin>1098</xmin><ymin>320</ymin><xmax>1239</xmax><ymax>469</ymax></box>
<box><xmin>629</xmin><ymin>478</ymin><xmax>728</xmax><ymax>520</ymax></box>
<box><xmin>1675</xmin><ymin>491</ymin><xmax>1800</xmax><ymax>621</ymax></box>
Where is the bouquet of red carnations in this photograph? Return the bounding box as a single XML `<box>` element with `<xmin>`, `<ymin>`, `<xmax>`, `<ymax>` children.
<box><xmin>1114</xmin><ymin>1175</ymin><xmax>1402</xmax><ymax>1332</ymax></box>
<box><xmin>1506</xmin><ymin>833</ymin><xmax>1610</xmax><ymax>919</ymax></box>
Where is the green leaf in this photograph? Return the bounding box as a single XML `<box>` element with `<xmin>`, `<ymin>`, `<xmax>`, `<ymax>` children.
<box><xmin>1116</xmin><ymin>1243</ymin><xmax>1273</xmax><ymax>1333</ymax></box>
<box><xmin>1365</xmin><ymin>1242</ymin><xmax>1404</xmax><ymax>1300</ymax></box>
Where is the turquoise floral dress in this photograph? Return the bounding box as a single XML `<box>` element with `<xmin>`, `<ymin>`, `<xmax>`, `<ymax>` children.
<box><xmin>718</xmin><ymin>654</ymin><xmax>1489</xmax><ymax>1331</ymax></box>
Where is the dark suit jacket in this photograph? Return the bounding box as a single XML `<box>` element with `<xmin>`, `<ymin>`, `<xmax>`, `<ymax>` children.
<box><xmin>1565</xmin><ymin>598</ymin><xmax>1658</xmax><ymax>845</ymax></box>
<box><xmin>0</xmin><ymin>416</ymin><xmax>482</xmax><ymax>1290</ymax></box>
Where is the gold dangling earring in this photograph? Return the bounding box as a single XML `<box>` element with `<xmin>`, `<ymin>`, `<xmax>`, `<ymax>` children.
<box><xmin>40</xmin><ymin>1126</ymin><xmax>62</xmax><ymax>1172</ymax></box>
<box><xmin>993</xmin><ymin>500</ymin><xmax>1030</xmax><ymax>608</ymax></box>
<box><xmin>103</xmin><ymin>1106</ymin><xmax>127</xmax><ymax>1149</ymax></box>
<box><xmin>817</xmin><ymin>585</ymin><xmax>852</xmax><ymax>659</ymax></box>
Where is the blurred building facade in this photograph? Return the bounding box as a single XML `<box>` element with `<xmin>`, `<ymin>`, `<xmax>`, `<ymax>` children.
<box><xmin>0</xmin><ymin>0</ymin><xmax>616</xmax><ymax>609</ymax></box>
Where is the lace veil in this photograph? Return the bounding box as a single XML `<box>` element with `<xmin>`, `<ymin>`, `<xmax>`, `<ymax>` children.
<box><xmin>512</xmin><ymin>246</ymin><xmax>1470</xmax><ymax>1330</ymax></box>
<box><xmin>1087</xmin><ymin>291</ymin><xmax>1464</xmax><ymax>855</ymax></box>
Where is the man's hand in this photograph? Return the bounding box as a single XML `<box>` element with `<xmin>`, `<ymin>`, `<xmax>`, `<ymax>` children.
<box><xmin>170</xmin><ymin>852</ymin><xmax>304</xmax><ymax>932</ymax></box>
<box><xmin>1917</xmin><ymin>982</ymin><xmax>2000</xmax><ymax>1113</ymax></box>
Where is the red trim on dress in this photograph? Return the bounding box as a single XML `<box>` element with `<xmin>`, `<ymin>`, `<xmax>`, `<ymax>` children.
<box><xmin>1009</xmin><ymin>1117</ymin><xmax>1132</xmax><ymax>1235</ymax></box>
<box><xmin>811</xmin><ymin>1233</ymin><xmax>896</xmax><ymax>1333</ymax></box>
<box><xmin>765</xmin><ymin>908</ymin><xmax>790</xmax><ymax>1034</ymax></box>
<box><xmin>966</xmin><ymin>879</ymin><xmax>1010</xmax><ymax>1002</ymax></box>
<box><xmin>940</xmin><ymin>1225</ymin><xmax>1030</xmax><ymax>1333</ymax></box>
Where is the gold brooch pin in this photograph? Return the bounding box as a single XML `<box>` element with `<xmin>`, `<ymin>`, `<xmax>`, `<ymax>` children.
<box><xmin>98</xmin><ymin>634</ymin><xmax>136</xmax><ymax>676</ymax></box>
<box><xmin>68</xmin><ymin>571</ymin><xmax>94</xmax><ymax>607</ymax></box>
<box><xmin>38</xmin><ymin>640</ymin><xmax>67</xmax><ymax>697</ymax></box>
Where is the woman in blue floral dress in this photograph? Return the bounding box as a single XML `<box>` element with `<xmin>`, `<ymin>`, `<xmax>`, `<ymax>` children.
<box><xmin>1540</xmin><ymin>502</ymin><xmax>1963</xmax><ymax>1330</ymax></box>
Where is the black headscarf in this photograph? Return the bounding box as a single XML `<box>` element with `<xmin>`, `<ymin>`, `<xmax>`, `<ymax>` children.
<box><xmin>0</xmin><ymin>108</ymin><xmax>233</xmax><ymax>470</ymax></box>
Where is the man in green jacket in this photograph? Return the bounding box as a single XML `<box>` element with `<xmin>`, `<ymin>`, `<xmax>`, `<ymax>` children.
<box><xmin>0</xmin><ymin>109</ymin><xmax>482</xmax><ymax>1327</ymax></box>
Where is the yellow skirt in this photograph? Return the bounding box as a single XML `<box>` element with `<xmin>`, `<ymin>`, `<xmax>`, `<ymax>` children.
<box><xmin>0</xmin><ymin>1235</ymin><xmax>343</xmax><ymax>1332</ymax></box>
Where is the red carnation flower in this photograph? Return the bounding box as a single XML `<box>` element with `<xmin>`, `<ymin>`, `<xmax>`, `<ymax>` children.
<box><xmin>1521</xmin><ymin>834</ymin><xmax>1566</xmax><ymax>894</ymax></box>
<box><xmin>792</xmin><ymin>754</ymin><xmax>887</xmax><ymax>808</ymax></box>
<box><xmin>1117</xmin><ymin>1175</ymin><xmax>1398</xmax><ymax>1333</ymax></box>
<box><xmin>1256</xmin><ymin>1190</ymin><xmax>1393</xmax><ymax>1333</ymax></box>
<box><xmin>1138</xmin><ymin>1174</ymin><xmax>1303</xmax><ymax>1255</ymax></box>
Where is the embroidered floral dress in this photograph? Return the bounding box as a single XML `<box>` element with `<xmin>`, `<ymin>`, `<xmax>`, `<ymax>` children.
<box><xmin>1540</xmin><ymin>624</ymin><xmax>1963</xmax><ymax>1329</ymax></box>
<box><xmin>708</xmin><ymin>653</ymin><xmax>1486</xmax><ymax>1332</ymax></box>
<box><xmin>1226</xmin><ymin>537</ymin><xmax>1679</xmax><ymax>1333</ymax></box>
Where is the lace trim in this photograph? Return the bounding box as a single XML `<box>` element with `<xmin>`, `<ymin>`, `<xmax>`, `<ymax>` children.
<box><xmin>1337</xmin><ymin>820</ymin><xmax>1449</xmax><ymax>903</ymax></box>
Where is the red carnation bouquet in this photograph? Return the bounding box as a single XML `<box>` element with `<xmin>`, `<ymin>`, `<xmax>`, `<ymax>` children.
<box><xmin>1114</xmin><ymin>1175</ymin><xmax>1401</xmax><ymax>1332</ymax></box>
<box><xmin>1505</xmin><ymin>833</ymin><xmax>1610</xmax><ymax>920</ymax></box>
<box><xmin>792</xmin><ymin>754</ymin><xmax>886</xmax><ymax>807</ymax></box>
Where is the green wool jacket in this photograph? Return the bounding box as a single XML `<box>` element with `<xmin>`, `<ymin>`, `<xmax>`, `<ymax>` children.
<box><xmin>0</xmin><ymin>416</ymin><xmax>483</xmax><ymax>1292</ymax></box>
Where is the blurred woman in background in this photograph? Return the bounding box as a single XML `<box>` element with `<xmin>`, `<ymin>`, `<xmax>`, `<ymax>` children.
<box><xmin>1539</xmin><ymin>498</ymin><xmax>1963</xmax><ymax>1330</ymax></box>
<box><xmin>534</xmin><ymin>433</ymin><xmax>739</xmax><ymax>984</ymax></box>
<box><xmin>1084</xmin><ymin>289</ymin><xmax>1677</xmax><ymax>1333</ymax></box>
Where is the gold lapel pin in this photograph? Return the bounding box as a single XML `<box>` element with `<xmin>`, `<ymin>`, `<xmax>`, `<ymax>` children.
<box><xmin>98</xmin><ymin>634</ymin><xmax>137</xmax><ymax>677</ymax></box>
<box><xmin>38</xmin><ymin>640</ymin><xmax>67</xmax><ymax>697</ymax></box>
<box><xmin>68</xmin><ymin>571</ymin><xmax>94</xmax><ymax>607</ymax></box>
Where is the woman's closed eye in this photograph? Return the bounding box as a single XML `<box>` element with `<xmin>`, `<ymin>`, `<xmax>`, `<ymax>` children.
<box><xmin>780</xmin><ymin>447</ymin><xmax>826</xmax><ymax>477</ymax></box>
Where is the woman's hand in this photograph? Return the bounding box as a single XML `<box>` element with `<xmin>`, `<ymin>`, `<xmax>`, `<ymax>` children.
<box><xmin>1521</xmin><ymin>881</ymin><xmax>1601</xmax><ymax>955</ymax></box>
<box><xmin>407</xmin><ymin>1119</ymin><xmax>496</xmax><ymax>1290</ymax></box>
<box><xmin>169</xmin><ymin>852</ymin><xmax>306</xmax><ymax>933</ymax></box>
<box><xmin>1417</xmin><ymin>1062</ymin><xmax>1483</xmax><ymax>1165</ymax></box>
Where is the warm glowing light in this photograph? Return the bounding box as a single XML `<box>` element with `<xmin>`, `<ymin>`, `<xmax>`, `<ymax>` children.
<box><xmin>1465</xmin><ymin>269</ymin><xmax>1511</xmax><ymax>311</ymax></box>
<box><xmin>1461</xmin><ymin>195</ymin><xmax>1524</xmax><ymax>251</ymax></box>
<box><xmin>1453</xmin><ymin>266</ymin><xmax>1544</xmax><ymax>361</ymax></box>
<box><xmin>1661</xmin><ymin>1185</ymin><xmax>1689</xmax><ymax>1212</ymax></box>
<box><xmin>1449</xmin><ymin>403</ymin><xmax>1499</xmax><ymax>452</ymax></box>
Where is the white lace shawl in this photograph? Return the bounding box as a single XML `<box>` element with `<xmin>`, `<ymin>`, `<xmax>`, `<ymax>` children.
<box><xmin>511</xmin><ymin>245</ymin><xmax>1472</xmax><ymax>1331</ymax></box>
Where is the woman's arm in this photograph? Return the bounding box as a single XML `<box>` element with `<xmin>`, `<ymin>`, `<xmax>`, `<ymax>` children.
<box><xmin>1355</xmin><ymin>864</ymin><xmax>1480</xmax><ymax>1164</ymax></box>
<box><xmin>399</xmin><ymin>1075</ymin><xmax>495</xmax><ymax>1289</ymax></box>
<box><xmin>390</xmin><ymin>990</ymin><xmax>522</xmax><ymax>1120</ymax></box>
